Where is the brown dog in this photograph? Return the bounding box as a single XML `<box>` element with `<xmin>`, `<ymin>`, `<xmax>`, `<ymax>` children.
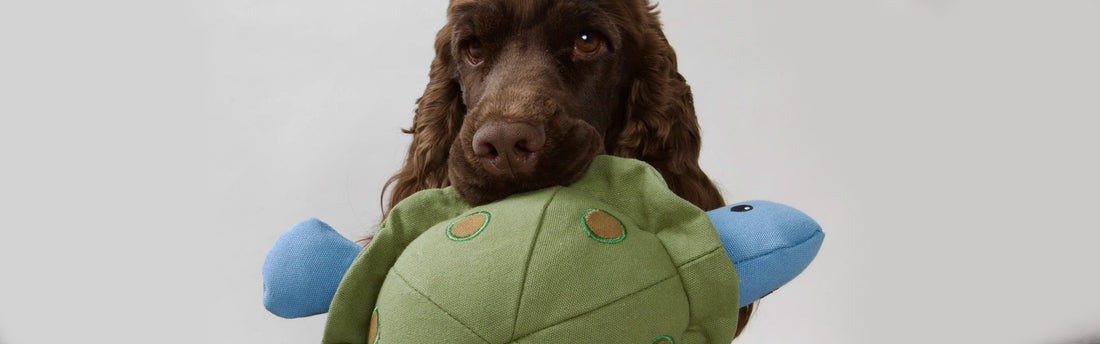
<box><xmin>382</xmin><ymin>0</ymin><xmax>752</xmax><ymax>336</ymax></box>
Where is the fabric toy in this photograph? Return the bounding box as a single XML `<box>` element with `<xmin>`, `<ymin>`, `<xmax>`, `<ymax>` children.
<box><xmin>263</xmin><ymin>156</ymin><xmax>823</xmax><ymax>343</ymax></box>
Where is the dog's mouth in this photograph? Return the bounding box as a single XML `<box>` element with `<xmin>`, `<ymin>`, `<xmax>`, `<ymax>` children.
<box><xmin>448</xmin><ymin>119</ymin><xmax>604</xmax><ymax>205</ymax></box>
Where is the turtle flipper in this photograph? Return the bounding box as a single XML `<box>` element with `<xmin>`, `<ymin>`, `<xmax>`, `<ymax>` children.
<box><xmin>262</xmin><ymin>218</ymin><xmax>362</xmax><ymax>318</ymax></box>
<box><xmin>708</xmin><ymin>201</ymin><xmax>824</xmax><ymax>307</ymax></box>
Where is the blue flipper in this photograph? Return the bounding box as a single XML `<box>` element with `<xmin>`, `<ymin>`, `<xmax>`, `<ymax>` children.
<box><xmin>262</xmin><ymin>218</ymin><xmax>362</xmax><ymax>318</ymax></box>
<box><xmin>708</xmin><ymin>200</ymin><xmax>824</xmax><ymax>307</ymax></box>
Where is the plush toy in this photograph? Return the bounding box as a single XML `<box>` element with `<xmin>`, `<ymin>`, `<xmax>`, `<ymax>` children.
<box><xmin>263</xmin><ymin>156</ymin><xmax>823</xmax><ymax>343</ymax></box>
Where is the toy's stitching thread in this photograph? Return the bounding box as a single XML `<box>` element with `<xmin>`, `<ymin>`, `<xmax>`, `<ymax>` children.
<box><xmin>651</xmin><ymin>335</ymin><xmax>675</xmax><ymax>344</ymax></box>
<box><xmin>730</xmin><ymin>230</ymin><xmax>824</xmax><ymax>265</ymax></box>
<box><xmin>511</xmin><ymin>273</ymin><xmax>679</xmax><ymax>341</ymax></box>
<box><xmin>669</xmin><ymin>246</ymin><xmax>728</xmax><ymax>334</ymax></box>
<box><xmin>509</xmin><ymin>187</ymin><xmax>563</xmax><ymax>340</ymax></box>
<box><xmin>392</xmin><ymin>270</ymin><xmax>493</xmax><ymax>344</ymax></box>
<box><xmin>674</xmin><ymin>246</ymin><xmax>726</xmax><ymax>269</ymax></box>
<box><xmin>581</xmin><ymin>208</ymin><xmax>626</xmax><ymax>244</ymax></box>
<box><xmin>446</xmin><ymin>211</ymin><xmax>491</xmax><ymax>241</ymax></box>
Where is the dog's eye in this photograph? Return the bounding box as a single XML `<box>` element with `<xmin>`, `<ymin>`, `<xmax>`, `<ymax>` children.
<box><xmin>574</xmin><ymin>33</ymin><xmax>602</xmax><ymax>56</ymax></box>
<box><xmin>465</xmin><ymin>39</ymin><xmax>485</xmax><ymax>65</ymax></box>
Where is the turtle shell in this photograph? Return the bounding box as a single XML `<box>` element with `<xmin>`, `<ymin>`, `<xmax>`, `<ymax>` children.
<box><xmin>324</xmin><ymin>156</ymin><xmax>739</xmax><ymax>344</ymax></box>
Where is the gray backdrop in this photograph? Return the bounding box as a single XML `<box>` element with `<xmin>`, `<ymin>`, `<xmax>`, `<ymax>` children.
<box><xmin>1</xmin><ymin>0</ymin><xmax>1098</xmax><ymax>343</ymax></box>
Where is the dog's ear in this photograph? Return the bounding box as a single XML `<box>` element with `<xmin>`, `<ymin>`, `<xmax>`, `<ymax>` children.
<box><xmin>383</xmin><ymin>23</ymin><xmax>465</xmax><ymax>217</ymax></box>
<box><xmin>610</xmin><ymin>9</ymin><xmax>725</xmax><ymax>212</ymax></box>
<box><xmin>610</xmin><ymin>5</ymin><xmax>754</xmax><ymax>337</ymax></box>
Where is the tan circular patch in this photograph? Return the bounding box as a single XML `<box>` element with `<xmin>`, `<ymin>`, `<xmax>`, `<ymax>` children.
<box><xmin>583</xmin><ymin>209</ymin><xmax>625</xmax><ymax>243</ymax></box>
<box><xmin>368</xmin><ymin>308</ymin><xmax>380</xmax><ymax>344</ymax></box>
<box><xmin>448</xmin><ymin>212</ymin><xmax>490</xmax><ymax>241</ymax></box>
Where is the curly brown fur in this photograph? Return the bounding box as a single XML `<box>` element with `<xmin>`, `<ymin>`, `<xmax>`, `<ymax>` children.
<box><xmin>380</xmin><ymin>0</ymin><xmax>751</xmax><ymax>336</ymax></box>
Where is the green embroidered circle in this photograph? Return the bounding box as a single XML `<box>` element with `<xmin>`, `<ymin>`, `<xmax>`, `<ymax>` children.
<box><xmin>651</xmin><ymin>335</ymin><xmax>675</xmax><ymax>344</ymax></box>
<box><xmin>447</xmin><ymin>211</ymin><xmax>491</xmax><ymax>241</ymax></box>
<box><xmin>581</xmin><ymin>208</ymin><xmax>626</xmax><ymax>244</ymax></box>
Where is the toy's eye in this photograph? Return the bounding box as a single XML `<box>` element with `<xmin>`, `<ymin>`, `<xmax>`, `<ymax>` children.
<box><xmin>730</xmin><ymin>204</ymin><xmax>754</xmax><ymax>212</ymax></box>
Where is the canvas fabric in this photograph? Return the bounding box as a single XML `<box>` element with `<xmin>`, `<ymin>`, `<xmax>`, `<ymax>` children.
<box><xmin>263</xmin><ymin>218</ymin><xmax>363</xmax><ymax>318</ymax></box>
<box><xmin>322</xmin><ymin>155</ymin><xmax>739</xmax><ymax>344</ymax></box>
<box><xmin>707</xmin><ymin>201</ymin><xmax>824</xmax><ymax>307</ymax></box>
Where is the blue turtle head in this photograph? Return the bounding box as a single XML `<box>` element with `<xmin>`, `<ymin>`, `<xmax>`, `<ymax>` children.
<box><xmin>707</xmin><ymin>201</ymin><xmax>824</xmax><ymax>307</ymax></box>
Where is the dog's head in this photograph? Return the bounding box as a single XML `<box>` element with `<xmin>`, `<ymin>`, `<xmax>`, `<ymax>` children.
<box><xmin>445</xmin><ymin>0</ymin><xmax>644</xmax><ymax>205</ymax></box>
<box><xmin>380</xmin><ymin>0</ymin><xmax>747</xmax><ymax>334</ymax></box>
<box><xmin>387</xmin><ymin>0</ymin><xmax>719</xmax><ymax>209</ymax></box>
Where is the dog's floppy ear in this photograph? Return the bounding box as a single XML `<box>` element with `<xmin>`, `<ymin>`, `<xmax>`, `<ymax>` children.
<box><xmin>610</xmin><ymin>4</ymin><xmax>754</xmax><ymax>337</ymax></box>
<box><xmin>610</xmin><ymin>8</ymin><xmax>725</xmax><ymax>212</ymax></box>
<box><xmin>383</xmin><ymin>23</ymin><xmax>465</xmax><ymax>217</ymax></box>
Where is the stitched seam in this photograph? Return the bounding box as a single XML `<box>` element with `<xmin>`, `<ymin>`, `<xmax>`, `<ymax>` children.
<box><xmin>509</xmin><ymin>187</ymin><xmax>563</xmax><ymax>340</ymax></box>
<box><xmin>392</xmin><ymin>270</ymin><xmax>492</xmax><ymax>344</ymax></box>
<box><xmin>510</xmin><ymin>273</ymin><xmax>679</xmax><ymax>342</ymax></box>
<box><xmin>730</xmin><ymin>230</ymin><xmax>823</xmax><ymax>265</ymax></box>
<box><xmin>673</xmin><ymin>245</ymin><xmax>725</xmax><ymax>269</ymax></box>
<box><xmin>670</xmin><ymin>245</ymin><xmax>728</xmax><ymax>340</ymax></box>
<box><xmin>675</xmin><ymin>244</ymin><xmax>743</xmax><ymax>343</ymax></box>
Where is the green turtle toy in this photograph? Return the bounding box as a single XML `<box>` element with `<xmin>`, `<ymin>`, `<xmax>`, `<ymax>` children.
<box><xmin>263</xmin><ymin>155</ymin><xmax>824</xmax><ymax>343</ymax></box>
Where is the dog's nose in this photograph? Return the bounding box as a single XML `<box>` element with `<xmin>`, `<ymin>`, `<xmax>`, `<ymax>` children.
<box><xmin>472</xmin><ymin>122</ymin><xmax>546</xmax><ymax>175</ymax></box>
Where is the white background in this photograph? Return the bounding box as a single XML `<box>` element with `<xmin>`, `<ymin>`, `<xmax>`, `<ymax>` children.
<box><xmin>1</xmin><ymin>0</ymin><xmax>1098</xmax><ymax>343</ymax></box>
